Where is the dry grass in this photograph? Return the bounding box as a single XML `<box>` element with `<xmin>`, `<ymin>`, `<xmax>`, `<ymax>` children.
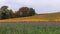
<box><xmin>0</xmin><ymin>15</ymin><xmax>48</xmax><ymax>22</ymax></box>
<box><xmin>0</xmin><ymin>12</ymin><xmax>60</xmax><ymax>22</ymax></box>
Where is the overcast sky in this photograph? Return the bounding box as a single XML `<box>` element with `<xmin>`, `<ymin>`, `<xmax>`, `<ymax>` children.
<box><xmin>0</xmin><ymin>0</ymin><xmax>60</xmax><ymax>14</ymax></box>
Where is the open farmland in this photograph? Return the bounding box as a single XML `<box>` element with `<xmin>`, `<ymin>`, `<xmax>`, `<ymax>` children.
<box><xmin>0</xmin><ymin>12</ymin><xmax>60</xmax><ymax>22</ymax></box>
<box><xmin>0</xmin><ymin>23</ymin><xmax>60</xmax><ymax>34</ymax></box>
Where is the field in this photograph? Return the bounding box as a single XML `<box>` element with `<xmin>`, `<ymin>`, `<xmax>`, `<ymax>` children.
<box><xmin>0</xmin><ymin>24</ymin><xmax>60</xmax><ymax>34</ymax></box>
<box><xmin>0</xmin><ymin>12</ymin><xmax>60</xmax><ymax>22</ymax></box>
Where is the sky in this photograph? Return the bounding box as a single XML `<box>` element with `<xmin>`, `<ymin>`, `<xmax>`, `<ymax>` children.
<box><xmin>0</xmin><ymin>0</ymin><xmax>60</xmax><ymax>14</ymax></box>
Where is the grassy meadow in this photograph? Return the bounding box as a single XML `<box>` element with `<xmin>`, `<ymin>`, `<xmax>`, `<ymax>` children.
<box><xmin>0</xmin><ymin>24</ymin><xmax>60</xmax><ymax>34</ymax></box>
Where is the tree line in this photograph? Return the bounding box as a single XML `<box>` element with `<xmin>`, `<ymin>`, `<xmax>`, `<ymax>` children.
<box><xmin>0</xmin><ymin>6</ymin><xmax>36</xmax><ymax>19</ymax></box>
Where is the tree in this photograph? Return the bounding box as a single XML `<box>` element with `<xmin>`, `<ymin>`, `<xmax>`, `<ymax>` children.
<box><xmin>14</xmin><ymin>11</ymin><xmax>21</xmax><ymax>17</ymax></box>
<box><xmin>19</xmin><ymin>7</ymin><xmax>29</xmax><ymax>17</ymax></box>
<box><xmin>9</xmin><ymin>10</ymin><xmax>14</xmax><ymax>18</ymax></box>
<box><xmin>28</xmin><ymin>8</ymin><xmax>35</xmax><ymax>16</ymax></box>
<box><xmin>15</xmin><ymin>7</ymin><xmax>36</xmax><ymax>17</ymax></box>
<box><xmin>0</xmin><ymin>6</ymin><xmax>13</xmax><ymax>19</ymax></box>
<box><xmin>0</xmin><ymin>6</ymin><xmax>8</xmax><ymax>19</ymax></box>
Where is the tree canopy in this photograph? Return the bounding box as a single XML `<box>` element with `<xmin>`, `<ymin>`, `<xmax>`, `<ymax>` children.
<box><xmin>15</xmin><ymin>7</ymin><xmax>36</xmax><ymax>17</ymax></box>
<box><xmin>0</xmin><ymin>6</ymin><xmax>36</xmax><ymax>19</ymax></box>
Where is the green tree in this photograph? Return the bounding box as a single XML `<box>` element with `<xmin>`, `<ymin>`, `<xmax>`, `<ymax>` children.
<box><xmin>0</xmin><ymin>6</ymin><xmax>12</xmax><ymax>19</ymax></box>
<box><xmin>28</xmin><ymin>8</ymin><xmax>35</xmax><ymax>16</ymax></box>
<box><xmin>19</xmin><ymin>7</ymin><xmax>29</xmax><ymax>17</ymax></box>
<box><xmin>14</xmin><ymin>11</ymin><xmax>20</xmax><ymax>17</ymax></box>
<box><xmin>0</xmin><ymin>6</ymin><xmax>9</xmax><ymax>19</ymax></box>
<box><xmin>9</xmin><ymin>10</ymin><xmax>14</xmax><ymax>18</ymax></box>
<box><xmin>15</xmin><ymin>7</ymin><xmax>36</xmax><ymax>17</ymax></box>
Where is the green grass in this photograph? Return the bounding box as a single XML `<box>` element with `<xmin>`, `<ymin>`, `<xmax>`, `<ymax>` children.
<box><xmin>0</xmin><ymin>24</ymin><xmax>60</xmax><ymax>34</ymax></box>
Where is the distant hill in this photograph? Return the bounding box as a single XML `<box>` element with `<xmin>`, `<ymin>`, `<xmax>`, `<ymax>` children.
<box><xmin>0</xmin><ymin>12</ymin><xmax>60</xmax><ymax>22</ymax></box>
